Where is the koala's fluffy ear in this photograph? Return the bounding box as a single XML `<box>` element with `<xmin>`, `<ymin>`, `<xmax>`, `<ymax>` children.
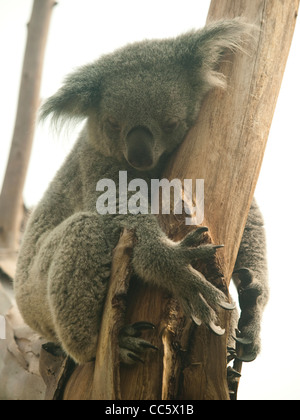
<box><xmin>40</xmin><ymin>61</ymin><xmax>102</xmax><ymax>125</ymax></box>
<box><xmin>179</xmin><ymin>18</ymin><xmax>256</xmax><ymax>91</ymax></box>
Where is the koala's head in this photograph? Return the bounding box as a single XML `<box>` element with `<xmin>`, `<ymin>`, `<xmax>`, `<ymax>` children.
<box><xmin>41</xmin><ymin>19</ymin><xmax>251</xmax><ymax>171</ymax></box>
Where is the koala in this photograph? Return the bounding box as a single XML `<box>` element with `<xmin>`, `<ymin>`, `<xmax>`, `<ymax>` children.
<box><xmin>14</xmin><ymin>19</ymin><xmax>269</xmax><ymax>367</ymax></box>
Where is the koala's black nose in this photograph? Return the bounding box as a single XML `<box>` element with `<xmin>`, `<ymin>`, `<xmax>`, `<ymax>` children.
<box><xmin>125</xmin><ymin>126</ymin><xmax>154</xmax><ymax>169</ymax></box>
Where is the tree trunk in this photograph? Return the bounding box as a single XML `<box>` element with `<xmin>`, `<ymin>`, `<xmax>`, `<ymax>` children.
<box><xmin>0</xmin><ymin>0</ymin><xmax>56</xmax><ymax>251</ymax></box>
<box><xmin>61</xmin><ymin>0</ymin><xmax>299</xmax><ymax>400</ymax></box>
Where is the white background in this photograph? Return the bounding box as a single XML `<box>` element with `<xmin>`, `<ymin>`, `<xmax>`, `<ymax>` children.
<box><xmin>0</xmin><ymin>0</ymin><xmax>299</xmax><ymax>400</ymax></box>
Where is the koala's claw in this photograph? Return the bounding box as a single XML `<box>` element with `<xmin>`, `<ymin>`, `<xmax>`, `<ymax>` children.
<box><xmin>180</xmin><ymin>226</ymin><xmax>209</xmax><ymax>247</ymax></box>
<box><xmin>219</xmin><ymin>301</ymin><xmax>236</xmax><ymax>310</ymax></box>
<box><xmin>234</xmin><ymin>335</ymin><xmax>252</xmax><ymax>346</ymax></box>
<box><xmin>232</xmin><ymin>330</ymin><xmax>258</xmax><ymax>363</ymax></box>
<box><xmin>186</xmin><ymin>244</ymin><xmax>224</xmax><ymax>262</ymax></box>
<box><xmin>126</xmin><ymin>352</ymin><xmax>145</xmax><ymax>364</ymax></box>
<box><xmin>234</xmin><ymin>337</ymin><xmax>257</xmax><ymax>362</ymax></box>
<box><xmin>209</xmin><ymin>322</ymin><xmax>225</xmax><ymax>336</ymax></box>
<box><xmin>119</xmin><ymin>322</ymin><xmax>158</xmax><ymax>365</ymax></box>
<box><xmin>190</xmin><ymin>311</ymin><xmax>202</xmax><ymax>326</ymax></box>
<box><xmin>192</xmin><ymin>315</ymin><xmax>225</xmax><ymax>336</ymax></box>
<box><xmin>227</xmin><ymin>367</ymin><xmax>242</xmax><ymax>400</ymax></box>
<box><xmin>128</xmin><ymin>321</ymin><xmax>156</xmax><ymax>334</ymax></box>
<box><xmin>227</xmin><ymin>366</ymin><xmax>241</xmax><ymax>379</ymax></box>
<box><xmin>190</xmin><ymin>304</ymin><xmax>226</xmax><ymax>335</ymax></box>
<box><xmin>227</xmin><ymin>346</ymin><xmax>237</xmax><ymax>363</ymax></box>
<box><xmin>236</xmin><ymin>351</ymin><xmax>257</xmax><ymax>363</ymax></box>
<box><xmin>179</xmin><ymin>227</ymin><xmax>224</xmax><ymax>261</ymax></box>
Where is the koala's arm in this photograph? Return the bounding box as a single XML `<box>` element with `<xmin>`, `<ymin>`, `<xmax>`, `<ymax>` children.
<box><xmin>232</xmin><ymin>198</ymin><xmax>269</xmax><ymax>359</ymax></box>
<box><xmin>122</xmin><ymin>215</ymin><xmax>234</xmax><ymax>335</ymax></box>
<box><xmin>127</xmin><ymin>200</ymin><xmax>269</xmax><ymax>361</ymax></box>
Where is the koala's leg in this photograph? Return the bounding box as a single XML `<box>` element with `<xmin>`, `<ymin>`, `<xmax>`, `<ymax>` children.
<box><xmin>42</xmin><ymin>213</ymin><xmax>113</xmax><ymax>364</ymax></box>
<box><xmin>232</xmin><ymin>199</ymin><xmax>269</xmax><ymax>361</ymax></box>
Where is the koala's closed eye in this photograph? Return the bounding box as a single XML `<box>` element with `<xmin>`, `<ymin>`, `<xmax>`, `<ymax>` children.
<box><xmin>106</xmin><ymin>116</ymin><xmax>121</xmax><ymax>132</ymax></box>
<box><xmin>162</xmin><ymin>118</ymin><xmax>179</xmax><ymax>133</ymax></box>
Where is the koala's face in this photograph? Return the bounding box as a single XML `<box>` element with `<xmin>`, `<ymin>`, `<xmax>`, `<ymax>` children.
<box><xmin>91</xmin><ymin>68</ymin><xmax>200</xmax><ymax>171</ymax></box>
<box><xmin>41</xmin><ymin>20</ymin><xmax>248</xmax><ymax>171</ymax></box>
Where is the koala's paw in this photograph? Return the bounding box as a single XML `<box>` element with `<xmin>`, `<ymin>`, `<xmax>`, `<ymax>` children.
<box><xmin>233</xmin><ymin>268</ymin><xmax>263</xmax><ymax>362</ymax></box>
<box><xmin>119</xmin><ymin>321</ymin><xmax>158</xmax><ymax>365</ymax></box>
<box><xmin>227</xmin><ymin>366</ymin><xmax>242</xmax><ymax>400</ymax></box>
<box><xmin>175</xmin><ymin>227</ymin><xmax>235</xmax><ymax>335</ymax></box>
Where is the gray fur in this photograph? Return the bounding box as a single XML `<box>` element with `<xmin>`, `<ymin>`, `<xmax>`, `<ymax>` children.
<box><xmin>14</xmin><ymin>19</ymin><xmax>268</xmax><ymax>364</ymax></box>
<box><xmin>233</xmin><ymin>199</ymin><xmax>269</xmax><ymax>356</ymax></box>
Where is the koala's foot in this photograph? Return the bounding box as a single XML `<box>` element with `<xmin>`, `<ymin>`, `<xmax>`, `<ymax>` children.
<box><xmin>133</xmin><ymin>224</ymin><xmax>235</xmax><ymax>338</ymax></box>
<box><xmin>227</xmin><ymin>366</ymin><xmax>242</xmax><ymax>400</ymax></box>
<box><xmin>233</xmin><ymin>268</ymin><xmax>263</xmax><ymax>362</ymax></box>
<box><xmin>119</xmin><ymin>321</ymin><xmax>158</xmax><ymax>365</ymax></box>
<box><xmin>176</xmin><ymin>227</ymin><xmax>235</xmax><ymax>334</ymax></box>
